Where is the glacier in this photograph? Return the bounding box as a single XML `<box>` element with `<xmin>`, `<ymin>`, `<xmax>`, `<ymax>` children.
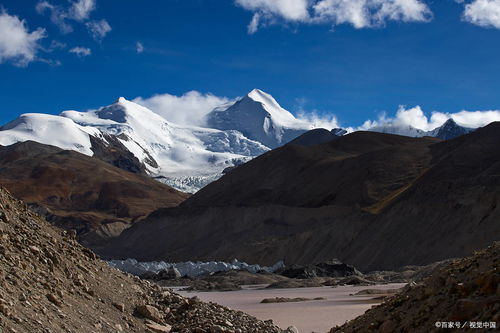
<box><xmin>107</xmin><ymin>258</ymin><xmax>286</xmax><ymax>278</ymax></box>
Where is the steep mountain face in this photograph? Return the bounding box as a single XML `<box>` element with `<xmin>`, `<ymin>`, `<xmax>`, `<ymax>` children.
<box><xmin>428</xmin><ymin>118</ymin><xmax>475</xmax><ymax>140</ymax></box>
<box><xmin>0</xmin><ymin>187</ymin><xmax>283</xmax><ymax>333</ymax></box>
<box><xmin>101</xmin><ymin>123</ymin><xmax>500</xmax><ymax>272</ymax></box>
<box><xmin>0</xmin><ymin>141</ymin><xmax>188</xmax><ymax>248</ymax></box>
<box><xmin>206</xmin><ymin>89</ymin><xmax>313</xmax><ymax>148</ymax></box>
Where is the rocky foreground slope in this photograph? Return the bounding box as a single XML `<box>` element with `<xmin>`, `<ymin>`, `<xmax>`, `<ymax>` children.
<box><xmin>0</xmin><ymin>188</ymin><xmax>285</xmax><ymax>333</ymax></box>
<box><xmin>329</xmin><ymin>243</ymin><xmax>499</xmax><ymax>333</ymax></box>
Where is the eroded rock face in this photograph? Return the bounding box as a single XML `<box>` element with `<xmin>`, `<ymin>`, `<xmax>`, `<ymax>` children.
<box><xmin>279</xmin><ymin>260</ymin><xmax>361</xmax><ymax>279</ymax></box>
<box><xmin>329</xmin><ymin>243</ymin><xmax>500</xmax><ymax>333</ymax></box>
<box><xmin>0</xmin><ymin>187</ymin><xmax>283</xmax><ymax>333</ymax></box>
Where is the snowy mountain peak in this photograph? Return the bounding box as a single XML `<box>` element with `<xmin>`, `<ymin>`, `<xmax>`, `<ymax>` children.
<box><xmin>439</xmin><ymin>118</ymin><xmax>457</xmax><ymax>128</ymax></box>
<box><xmin>244</xmin><ymin>89</ymin><xmax>298</xmax><ymax>125</ymax></box>
<box><xmin>206</xmin><ymin>89</ymin><xmax>311</xmax><ymax>148</ymax></box>
<box><xmin>430</xmin><ymin>118</ymin><xmax>474</xmax><ymax>140</ymax></box>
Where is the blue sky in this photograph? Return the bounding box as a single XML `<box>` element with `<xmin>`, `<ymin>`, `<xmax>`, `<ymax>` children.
<box><xmin>1</xmin><ymin>0</ymin><xmax>500</xmax><ymax>129</ymax></box>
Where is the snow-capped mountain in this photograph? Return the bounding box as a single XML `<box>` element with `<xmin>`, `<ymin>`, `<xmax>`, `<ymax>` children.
<box><xmin>0</xmin><ymin>113</ymin><xmax>101</xmax><ymax>156</ymax></box>
<box><xmin>0</xmin><ymin>89</ymin><xmax>478</xmax><ymax>193</ymax></box>
<box><xmin>207</xmin><ymin>89</ymin><xmax>313</xmax><ymax>148</ymax></box>
<box><xmin>0</xmin><ymin>97</ymin><xmax>271</xmax><ymax>193</ymax></box>
<box><xmin>427</xmin><ymin>119</ymin><xmax>475</xmax><ymax>140</ymax></box>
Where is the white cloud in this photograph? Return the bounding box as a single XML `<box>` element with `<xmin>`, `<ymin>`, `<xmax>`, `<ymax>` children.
<box><xmin>235</xmin><ymin>0</ymin><xmax>432</xmax><ymax>33</ymax></box>
<box><xmin>86</xmin><ymin>19</ymin><xmax>111</xmax><ymax>41</ymax></box>
<box><xmin>69</xmin><ymin>0</ymin><xmax>96</xmax><ymax>22</ymax></box>
<box><xmin>293</xmin><ymin>97</ymin><xmax>341</xmax><ymax>129</ymax></box>
<box><xmin>313</xmin><ymin>0</ymin><xmax>432</xmax><ymax>28</ymax></box>
<box><xmin>359</xmin><ymin>105</ymin><xmax>500</xmax><ymax>131</ymax></box>
<box><xmin>69</xmin><ymin>46</ymin><xmax>91</xmax><ymax>57</ymax></box>
<box><xmin>36</xmin><ymin>0</ymin><xmax>110</xmax><ymax>40</ymax></box>
<box><xmin>463</xmin><ymin>0</ymin><xmax>500</xmax><ymax>29</ymax></box>
<box><xmin>136</xmin><ymin>41</ymin><xmax>144</xmax><ymax>54</ymax></box>
<box><xmin>134</xmin><ymin>91</ymin><xmax>235</xmax><ymax>126</ymax></box>
<box><xmin>36</xmin><ymin>0</ymin><xmax>73</xmax><ymax>33</ymax></box>
<box><xmin>0</xmin><ymin>10</ymin><xmax>46</xmax><ymax>66</ymax></box>
<box><xmin>447</xmin><ymin>110</ymin><xmax>500</xmax><ymax>127</ymax></box>
<box><xmin>296</xmin><ymin>111</ymin><xmax>340</xmax><ymax>129</ymax></box>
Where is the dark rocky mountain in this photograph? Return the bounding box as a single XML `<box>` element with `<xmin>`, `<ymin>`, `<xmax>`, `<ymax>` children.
<box><xmin>0</xmin><ymin>141</ymin><xmax>189</xmax><ymax>249</ymax></box>
<box><xmin>287</xmin><ymin>128</ymin><xmax>343</xmax><ymax>146</ymax></box>
<box><xmin>432</xmin><ymin>118</ymin><xmax>474</xmax><ymax>140</ymax></box>
<box><xmin>100</xmin><ymin>122</ymin><xmax>500</xmax><ymax>271</ymax></box>
<box><xmin>89</xmin><ymin>133</ymin><xmax>149</xmax><ymax>175</ymax></box>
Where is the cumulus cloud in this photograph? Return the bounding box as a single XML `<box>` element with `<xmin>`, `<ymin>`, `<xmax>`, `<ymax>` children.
<box><xmin>136</xmin><ymin>41</ymin><xmax>144</xmax><ymax>54</ymax></box>
<box><xmin>359</xmin><ymin>105</ymin><xmax>500</xmax><ymax>131</ymax></box>
<box><xmin>133</xmin><ymin>91</ymin><xmax>235</xmax><ymax>126</ymax></box>
<box><xmin>69</xmin><ymin>46</ymin><xmax>91</xmax><ymax>57</ymax></box>
<box><xmin>447</xmin><ymin>110</ymin><xmax>500</xmax><ymax>127</ymax></box>
<box><xmin>462</xmin><ymin>0</ymin><xmax>500</xmax><ymax>29</ymax></box>
<box><xmin>296</xmin><ymin>111</ymin><xmax>341</xmax><ymax>130</ymax></box>
<box><xmin>0</xmin><ymin>10</ymin><xmax>46</xmax><ymax>66</ymax></box>
<box><xmin>86</xmin><ymin>19</ymin><xmax>111</xmax><ymax>41</ymax></box>
<box><xmin>235</xmin><ymin>0</ymin><xmax>432</xmax><ymax>33</ymax></box>
<box><xmin>293</xmin><ymin>98</ymin><xmax>341</xmax><ymax>130</ymax></box>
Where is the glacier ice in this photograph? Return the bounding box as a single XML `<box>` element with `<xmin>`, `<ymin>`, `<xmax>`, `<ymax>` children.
<box><xmin>107</xmin><ymin>258</ymin><xmax>285</xmax><ymax>278</ymax></box>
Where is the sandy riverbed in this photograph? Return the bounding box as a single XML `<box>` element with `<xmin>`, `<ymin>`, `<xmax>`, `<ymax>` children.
<box><xmin>177</xmin><ymin>283</ymin><xmax>406</xmax><ymax>332</ymax></box>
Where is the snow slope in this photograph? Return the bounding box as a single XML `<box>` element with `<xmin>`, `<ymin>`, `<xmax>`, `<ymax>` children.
<box><xmin>61</xmin><ymin>97</ymin><xmax>270</xmax><ymax>191</ymax></box>
<box><xmin>0</xmin><ymin>113</ymin><xmax>101</xmax><ymax>155</ymax></box>
<box><xmin>207</xmin><ymin>89</ymin><xmax>313</xmax><ymax>148</ymax></box>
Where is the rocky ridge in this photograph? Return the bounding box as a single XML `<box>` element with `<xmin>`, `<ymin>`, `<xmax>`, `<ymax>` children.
<box><xmin>0</xmin><ymin>187</ymin><xmax>286</xmax><ymax>333</ymax></box>
<box><xmin>329</xmin><ymin>243</ymin><xmax>499</xmax><ymax>333</ymax></box>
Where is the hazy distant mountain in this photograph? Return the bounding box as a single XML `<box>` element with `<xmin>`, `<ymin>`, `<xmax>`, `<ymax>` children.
<box><xmin>368</xmin><ymin>118</ymin><xmax>474</xmax><ymax>140</ymax></box>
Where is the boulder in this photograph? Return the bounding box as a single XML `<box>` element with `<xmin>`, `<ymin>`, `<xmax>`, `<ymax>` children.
<box><xmin>135</xmin><ymin>304</ymin><xmax>162</xmax><ymax>322</ymax></box>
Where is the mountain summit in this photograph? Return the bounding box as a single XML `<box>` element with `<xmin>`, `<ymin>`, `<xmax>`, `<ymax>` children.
<box><xmin>207</xmin><ymin>89</ymin><xmax>313</xmax><ymax>148</ymax></box>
